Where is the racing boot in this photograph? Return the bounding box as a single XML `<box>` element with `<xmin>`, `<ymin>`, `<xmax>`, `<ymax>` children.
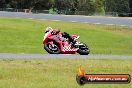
<box><xmin>71</xmin><ymin>40</ymin><xmax>77</xmax><ymax>48</ymax></box>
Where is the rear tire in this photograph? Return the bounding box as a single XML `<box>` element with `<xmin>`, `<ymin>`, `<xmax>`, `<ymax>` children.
<box><xmin>44</xmin><ymin>42</ymin><xmax>60</xmax><ymax>54</ymax></box>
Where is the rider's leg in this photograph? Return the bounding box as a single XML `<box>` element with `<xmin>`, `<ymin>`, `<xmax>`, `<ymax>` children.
<box><xmin>62</xmin><ymin>32</ymin><xmax>76</xmax><ymax>44</ymax></box>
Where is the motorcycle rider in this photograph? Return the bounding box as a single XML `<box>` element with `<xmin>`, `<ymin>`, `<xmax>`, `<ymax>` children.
<box><xmin>45</xmin><ymin>27</ymin><xmax>76</xmax><ymax>45</ymax></box>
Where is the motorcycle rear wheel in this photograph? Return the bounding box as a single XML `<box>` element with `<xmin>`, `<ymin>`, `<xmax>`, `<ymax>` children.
<box><xmin>44</xmin><ymin>42</ymin><xmax>60</xmax><ymax>54</ymax></box>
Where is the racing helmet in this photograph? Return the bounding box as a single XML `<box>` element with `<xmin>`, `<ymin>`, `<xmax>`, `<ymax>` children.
<box><xmin>45</xmin><ymin>27</ymin><xmax>53</xmax><ymax>33</ymax></box>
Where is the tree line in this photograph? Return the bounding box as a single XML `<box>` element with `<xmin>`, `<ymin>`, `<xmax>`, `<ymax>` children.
<box><xmin>0</xmin><ymin>0</ymin><xmax>132</xmax><ymax>15</ymax></box>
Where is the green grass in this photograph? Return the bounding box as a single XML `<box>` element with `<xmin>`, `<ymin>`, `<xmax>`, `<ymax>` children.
<box><xmin>0</xmin><ymin>58</ymin><xmax>131</xmax><ymax>88</ymax></box>
<box><xmin>0</xmin><ymin>17</ymin><xmax>132</xmax><ymax>55</ymax></box>
<box><xmin>0</xmin><ymin>17</ymin><xmax>132</xmax><ymax>88</ymax></box>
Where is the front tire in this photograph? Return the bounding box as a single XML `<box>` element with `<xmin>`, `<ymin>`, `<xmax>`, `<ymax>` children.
<box><xmin>44</xmin><ymin>42</ymin><xmax>60</xmax><ymax>54</ymax></box>
<box><xmin>77</xmin><ymin>43</ymin><xmax>90</xmax><ymax>55</ymax></box>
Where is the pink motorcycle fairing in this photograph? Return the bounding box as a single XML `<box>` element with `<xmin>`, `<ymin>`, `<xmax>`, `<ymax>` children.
<box><xmin>43</xmin><ymin>30</ymin><xmax>79</xmax><ymax>54</ymax></box>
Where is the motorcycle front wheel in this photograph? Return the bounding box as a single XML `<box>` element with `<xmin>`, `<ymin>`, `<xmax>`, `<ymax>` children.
<box><xmin>77</xmin><ymin>43</ymin><xmax>90</xmax><ymax>55</ymax></box>
<box><xmin>44</xmin><ymin>42</ymin><xmax>60</xmax><ymax>54</ymax></box>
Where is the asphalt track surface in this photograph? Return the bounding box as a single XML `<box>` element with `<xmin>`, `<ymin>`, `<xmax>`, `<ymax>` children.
<box><xmin>0</xmin><ymin>11</ymin><xmax>132</xmax><ymax>26</ymax></box>
<box><xmin>0</xmin><ymin>53</ymin><xmax>132</xmax><ymax>59</ymax></box>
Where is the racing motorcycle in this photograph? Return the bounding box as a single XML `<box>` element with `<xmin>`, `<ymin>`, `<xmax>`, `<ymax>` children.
<box><xmin>43</xmin><ymin>28</ymin><xmax>90</xmax><ymax>55</ymax></box>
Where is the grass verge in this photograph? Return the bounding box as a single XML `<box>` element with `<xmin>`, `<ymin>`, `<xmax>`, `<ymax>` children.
<box><xmin>0</xmin><ymin>58</ymin><xmax>131</xmax><ymax>88</ymax></box>
<box><xmin>0</xmin><ymin>17</ymin><xmax>132</xmax><ymax>55</ymax></box>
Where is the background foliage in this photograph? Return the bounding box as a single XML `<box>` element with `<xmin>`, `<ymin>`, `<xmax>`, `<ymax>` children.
<box><xmin>0</xmin><ymin>0</ymin><xmax>131</xmax><ymax>15</ymax></box>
